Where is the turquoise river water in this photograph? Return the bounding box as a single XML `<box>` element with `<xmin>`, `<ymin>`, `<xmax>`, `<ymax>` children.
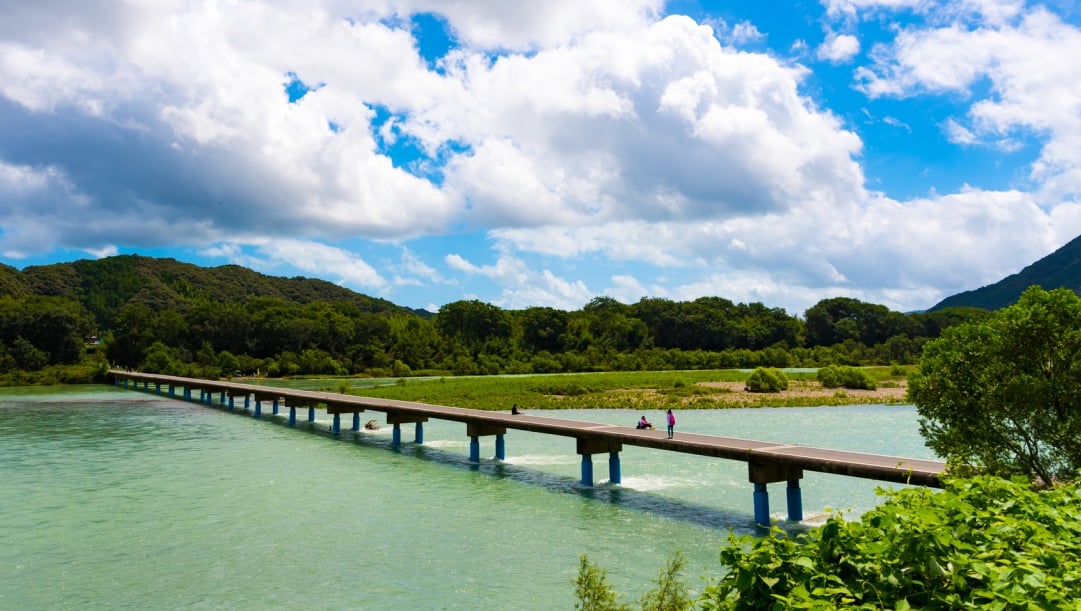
<box><xmin>0</xmin><ymin>384</ymin><xmax>937</xmax><ymax>609</ymax></box>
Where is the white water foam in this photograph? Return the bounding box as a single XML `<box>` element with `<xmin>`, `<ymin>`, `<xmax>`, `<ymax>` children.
<box><xmin>618</xmin><ymin>475</ymin><xmax>710</xmax><ymax>492</ymax></box>
<box><xmin>503</xmin><ymin>455</ymin><xmax>578</xmax><ymax>466</ymax></box>
<box><xmin>423</xmin><ymin>440</ymin><xmax>467</xmax><ymax>449</ymax></box>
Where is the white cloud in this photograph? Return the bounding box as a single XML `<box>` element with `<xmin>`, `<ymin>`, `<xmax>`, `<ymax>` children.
<box><xmin>205</xmin><ymin>239</ymin><xmax>387</xmax><ymax>290</ymax></box>
<box><xmin>401</xmin><ymin>0</ymin><xmax>663</xmax><ymax>50</ymax></box>
<box><xmin>854</xmin><ymin>7</ymin><xmax>1081</xmax><ymax>199</ymax></box>
<box><xmin>445</xmin><ymin>252</ymin><xmax>592</xmax><ymax>309</ymax></box>
<box><xmin>1</xmin><ymin>1</ymin><xmax>1080</xmax><ymax>316</ymax></box>
<box><xmin>817</xmin><ymin>32</ymin><xmax>861</xmax><ymax>63</ymax></box>
<box><xmin>943</xmin><ymin>117</ymin><xmax>977</xmax><ymax>144</ymax></box>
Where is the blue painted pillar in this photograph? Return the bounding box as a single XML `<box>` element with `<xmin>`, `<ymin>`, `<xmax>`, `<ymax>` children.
<box><xmin>123</xmin><ymin>379</ymin><xmax>129</xmax><ymax>389</ymax></box>
<box><xmin>414</xmin><ymin>422</ymin><xmax>424</xmax><ymax>444</ymax></box>
<box><xmin>219</xmin><ymin>392</ymin><xmax>226</xmax><ymax>405</ymax></box>
<box><xmin>352</xmin><ymin>412</ymin><xmax>360</xmax><ymax>432</ymax></box>
<box><xmin>495</xmin><ymin>434</ymin><xmax>505</xmax><ymax>460</ymax></box>
<box><xmin>289</xmin><ymin>406</ymin><xmax>297</xmax><ymax>426</ymax></box>
<box><xmin>392</xmin><ymin>423</ymin><xmax>402</xmax><ymax>447</ymax></box>
<box><xmin>787</xmin><ymin>479</ymin><xmax>803</xmax><ymax>522</ymax></box>
<box><xmin>184</xmin><ymin>388</ymin><xmax>191</xmax><ymax>401</ymax></box>
<box><xmin>228</xmin><ymin>396</ymin><xmax>234</xmax><ymax>411</ymax></box>
<box><xmin>244</xmin><ymin>395</ymin><xmax>250</xmax><ymax>409</ymax></box>
<box><xmin>254</xmin><ymin>400</ymin><xmax>261</xmax><ymax>418</ymax></box>
<box><xmin>114</xmin><ymin>377</ymin><xmax>119</xmax><ymax>387</ymax></box>
<box><xmin>307</xmin><ymin>407</ymin><xmax>315</xmax><ymax>422</ymax></box>
<box><xmin>581</xmin><ymin>454</ymin><xmax>594</xmax><ymax>487</ymax></box>
<box><xmin>168</xmin><ymin>385</ymin><xmax>175</xmax><ymax>398</ymax></box>
<box><xmin>272</xmin><ymin>400</ymin><xmax>279</xmax><ymax>415</ymax></box>
<box><xmin>333</xmin><ymin>414</ymin><xmax>341</xmax><ymax>434</ymax></box>
<box><xmin>608</xmin><ymin>452</ymin><xmax>621</xmax><ymax>485</ymax></box>
<box><xmin>753</xmin><ymin>483</ymin><xmax>770</xmax><ymax>527</ymax></box>
<box><xmin>198</xmin><ymin>389</ymin><xmax>204</xmax><ymax>402</ymax></box>
<box><xmin>469</xmin><ymin>436</ymin><xmax>480</xmax><ymax>462</ymax></box>
<box><xmin>155</xmin><ymin>383</ymin><xmax>161</xmax><ymax>395</ymax></box>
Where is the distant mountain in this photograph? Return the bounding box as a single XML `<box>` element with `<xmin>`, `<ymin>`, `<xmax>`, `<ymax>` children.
<box><xmin>17</xmin><ymin>254</ymin><xmax>414</xmax><ymax>328</ymax></box>
<box><xmin>930</xmin><ymin>234</ymin><xmax>1081</xmax><ymax>311</ymax></box>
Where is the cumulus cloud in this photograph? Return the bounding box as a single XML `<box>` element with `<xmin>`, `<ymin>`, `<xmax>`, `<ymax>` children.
<box><xmin>817</xmin><ymin>32</ymin><xmax>861</xmax><ymax>62</ymax></box>
<box><xmin>1</xmin><ymin>0</ymin><xmax>1080</xmax><ymax>315</ymax></box>
<box><xmin>854</xmin><ymin>6</ymin><xmax>1081</xmax><ymax>200</ymax></box>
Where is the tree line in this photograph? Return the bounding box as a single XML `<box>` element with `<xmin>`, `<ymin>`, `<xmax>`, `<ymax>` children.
<box><xmin>0</xmin><ymin>285</ymin><xmax>989</xmax><ymax>382</ymax></box>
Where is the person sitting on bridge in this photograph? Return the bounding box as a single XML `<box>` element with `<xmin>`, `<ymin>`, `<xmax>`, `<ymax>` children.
<box><xmin>511</xmin><ymin>404</ymin><xmax>522</xmax><ymax>415</ymax></box>
<box><xmin>636</xmin><ymin>415</ymin><xmax>653</xmax><ymax>429</ymax></box>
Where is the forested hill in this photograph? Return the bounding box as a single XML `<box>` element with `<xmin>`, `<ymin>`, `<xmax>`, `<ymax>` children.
<box><xmin>930</xmin><ymin>234</ymin><xmax>1081</xmax><ymax>311</ymax></box>
<box><xmin>11</xmin><ymin>254</ymin><xmax>412</xmax><ymax>328</ymax></box>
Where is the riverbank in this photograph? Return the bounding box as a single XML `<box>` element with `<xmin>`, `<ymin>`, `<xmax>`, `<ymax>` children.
<box><xmin>335</xmin><ymin>369</ymin><xmax>912</xmax><ymax>410</ymax></box>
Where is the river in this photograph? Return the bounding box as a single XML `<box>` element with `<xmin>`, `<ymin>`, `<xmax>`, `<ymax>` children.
<box><xmin>0</xmin><ymin>384</ymin><xmax>937</xmax><ymax>609</ymax></box>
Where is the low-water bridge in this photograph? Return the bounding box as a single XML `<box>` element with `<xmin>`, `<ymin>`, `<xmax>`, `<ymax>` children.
<box><xmin>109</xmin><ymin>370</ymin><xmax>945</xmax><ymax>527</ymax></box>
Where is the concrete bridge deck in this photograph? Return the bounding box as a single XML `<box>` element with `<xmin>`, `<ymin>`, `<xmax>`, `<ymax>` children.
<box><xmin>110</xmin><ymin>370</ymin><xmax>946</xmax><ymax>526</ymax></box>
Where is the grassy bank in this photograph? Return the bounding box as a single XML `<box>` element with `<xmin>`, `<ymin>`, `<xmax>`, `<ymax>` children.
<box><xmin>332</xmin><ymin>367</ymin><xmax>910</xmax><ymax>411</ymax></box>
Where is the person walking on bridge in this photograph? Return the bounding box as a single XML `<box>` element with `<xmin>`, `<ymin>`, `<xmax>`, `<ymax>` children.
<box><xmin>666</xmin><ymin>408</ymin><xmax>676</xmax><ymax>439</ymax></box>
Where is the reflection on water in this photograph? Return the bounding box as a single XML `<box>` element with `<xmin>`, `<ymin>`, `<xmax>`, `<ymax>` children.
<box><xmin>0</xmin><ymin>385</ymin><xmax>933</xmax><ymax>610</ymax></box>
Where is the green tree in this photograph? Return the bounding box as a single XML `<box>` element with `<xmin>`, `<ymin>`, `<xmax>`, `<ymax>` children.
<box><xmin>574</xmin><ymin>554</ymin><xmax>631</xmax><ymax>611</ymax></box>
<box><xmin>909</xmin><ymin>286</ymin><xmax>1081</xmax><ymax>484</ymax></box>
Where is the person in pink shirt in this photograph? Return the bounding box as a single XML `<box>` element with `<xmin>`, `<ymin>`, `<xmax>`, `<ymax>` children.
<box><xmin>666</xmin><ymin>408</ymin><xmax>676</xmax><ymax>439</ymax></box>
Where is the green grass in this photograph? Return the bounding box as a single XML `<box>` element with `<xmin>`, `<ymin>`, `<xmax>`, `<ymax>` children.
<box><xmin>327</xmin><ymin>368</ymin><xmax>909</xmax><ymax>411</ymax></box>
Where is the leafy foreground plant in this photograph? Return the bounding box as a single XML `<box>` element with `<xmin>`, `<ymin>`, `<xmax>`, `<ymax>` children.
<box><xmin>701</xmin><ymin>476</ymin><xmax>1081</xmax><ymax>610</ymax></box>
<box><xmin>575</xmin><ymin>477</ymin><xmax>1081</xmax><ymax>610</ymax></box>
<box><xmin>575</xmin><ymin>551</ymin><xmax>692</xmax><ymax>611</ymax></box>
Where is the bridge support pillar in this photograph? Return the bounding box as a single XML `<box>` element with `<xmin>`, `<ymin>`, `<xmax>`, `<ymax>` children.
<box><xmin>609</xmin><ymin>451</ymin><xmax>621</xmax><ymax>485</ymax></box>
<box><xmin>352</xmin><ymin>412</ymin><xmax>361</xmax><ymax>432</ymax></box>
<box><xmin>228</xmin><ymin>396</ymin><xmax>234</xmax><ymax>411</ymax></box>
<box><xmin>415</xmin><ymin>421</ymin><xmax>424</xmax><ymax>444</ymax></box>
<box><xmin>466</xmin><ymin>422</ymin><xmax>506</xmax><ymax>462</ymax></box>
<box><xmin>749</xmin><ymin>462</ymin><xmax>804</xmax><ymax>527</ymax></box>
<box><xmin>219</xmin><ymin>392</ymin><xmax>226</xmax><ymax>405</ymax></box>
<box><xmin>244</xmin><ymin>395</ymin><xmax>250</xmax><ymax>409</ymax></box>
<box><xmin>155</xmin><ymin>383</ymin><xmax>161</xmax><ymax>395</ymax></box>
<box><xmin>495</xmin><ymin>434</ymin><xmax>505</xmax><ymax>461</ymax></box>
<box><xmin>168</xmin><ymin>385</ymin><xmax>175</xmax><ymax>398</ymax></box>
<box><xmin>254</xmin><ymin>400</ymin><xmax>262</xmax><ymax>418</ymax></box>
<box><xmin>184</xmin><ymin>388</ymin><xmax>191</xmax><ymax>401</ymax></box>
<box><xmin>753</xmin><ymin>483</ymin><xmax>770</xmax><ymax>527</ymax></box>
<box><xmin>393</xmin><ymin>423</ymin><xmax>402</xmax><ymax>446</ymax></box>
<box><xmin>272</xmin><ymin>400</ymin><xmax>279</xmax><ymax>415</ymax></box>
<box><xmin>308</xmin><ymin>407</ymin><xmax>315</xmax><ymax>423</ymax></box>
<box><xmin>123</xmin><ymin>379</ymin><xmax>129</xmax><ymax>389</ymax></box>
<box><xmin>786</xmin><ymin>480</ymin><xmax>803</xmax><ymax>522</ymax></box>
<box><xmin>333</xmin><ymin>414</ymin><xmax>341</xmax><ymax>434</ymax></box>
<box><xmin>581</xmin><ymin>454</ymin><xmax>594</xmax><ymax>486</ymax></box>
<box><xmin>576</xmin><ymin>438</ymin><xmax>623</xmax><ymax>487</ymax></box>
<box><xmin>289</xmin><ymin>406</ymin><xmax>296</xmax><ymax>426</ymax></box>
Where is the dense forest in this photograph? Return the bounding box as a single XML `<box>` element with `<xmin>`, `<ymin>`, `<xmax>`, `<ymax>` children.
<box><xmin>0</xmin><ymin>255</ymin><xmax>992</xmax><ymax>384</ymax></box>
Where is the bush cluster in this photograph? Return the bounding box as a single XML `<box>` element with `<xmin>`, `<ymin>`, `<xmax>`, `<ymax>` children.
<box><xmin>576</xmin><ymin>477</ymin><xmax>1081</xmax><ymax>610</ymax></box>
<box><xmin>817</xmin><ymin>364</ymin><xmax>876</xmax><ymax>390</ymax></box>
<box><xmin>701</xmin><ymin>476</ymin><xmax>1081</xmax><ymax>609</ymax></box>
<box><xmin>744</xmin><ymin>367</ymin><xmax>788</xmax><ymax>392</ymax></box>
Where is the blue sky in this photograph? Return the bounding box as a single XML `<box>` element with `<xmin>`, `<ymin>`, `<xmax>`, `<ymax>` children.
<box><xmin>3</xmin><ymin>1</ymin><xmax>1081</xmax><ymax>315</ymax></box>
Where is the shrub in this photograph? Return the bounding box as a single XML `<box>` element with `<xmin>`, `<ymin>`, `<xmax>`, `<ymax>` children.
<box><xmin>744</xmin><ymin>367</ymin><xmax>788</xmax><ymax>393</ymax></box>
<box><xmin>700</xmin><ymin>476</ymin><xmax>1081</xmax><ymax>609</ymax></box>
<box><xmin>816</xmin><ymin>365</ymin><xmax>875</xmax><ymax>390</ymax></box>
